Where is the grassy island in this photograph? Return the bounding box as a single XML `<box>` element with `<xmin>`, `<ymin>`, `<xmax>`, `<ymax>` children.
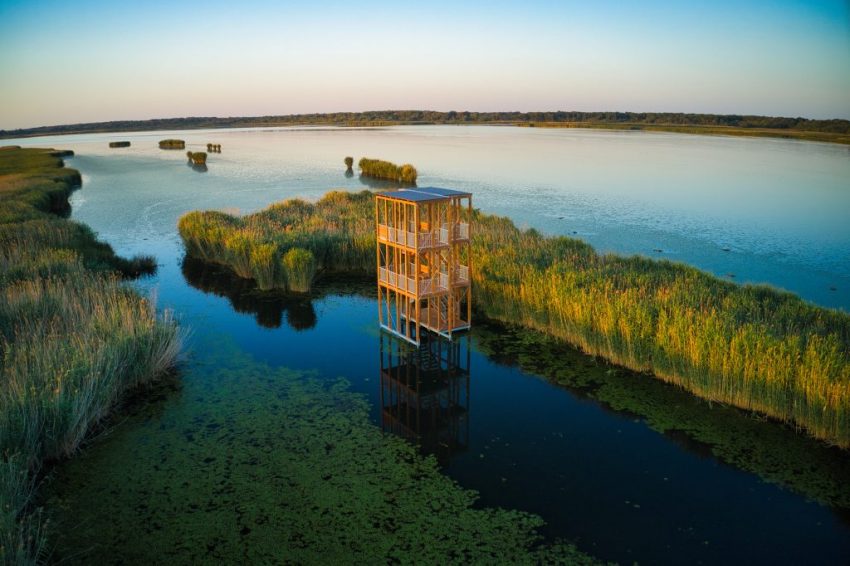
<box><xmin>158</xmin><ymin>138</ymin><xmax>185</xmax><ymax>149</ymax></box>
<box><xmin>108</xmin><ymin>141</ymin><xmax>130</xmax><ymax>148</ymax></box>
<box><xmin>179</xmin><ymin>191</ymin><xmax>374</xmax><ymax>293</ymax></box>
<box><xmin>178</xmin><ymin>191</ymin><xmax>850</xmax><ymax>448</ymax></box>
<box><xmin>0</xmin><ymin>147</ymin><xmax>182</xmax><ymax>563</ymax></box>
<box><xmin>358</xmin><ymin>158</ymin><xmax>417</xmax><ymax>184</ymax></box>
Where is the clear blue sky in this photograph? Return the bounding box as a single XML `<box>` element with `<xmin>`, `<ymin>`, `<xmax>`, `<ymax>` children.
<box><xmin>1</xmin><ymin>0</ymin><xmax>848</xmax><ymax>129</ymax></box>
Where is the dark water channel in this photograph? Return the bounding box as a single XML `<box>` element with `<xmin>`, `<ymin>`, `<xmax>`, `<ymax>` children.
<box><xmin>19</xmin><ymin>135</ymin><xmax>849</xmax><ymax>565</ymax></box>
<box><xmin>43</xmin><ymin>260</ymin><xmax>850</xmax><ymax>564</ymax></box>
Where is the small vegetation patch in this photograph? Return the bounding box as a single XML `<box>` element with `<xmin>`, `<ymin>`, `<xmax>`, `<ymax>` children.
<box><xmin>158</xmin><ymin>139</ymin><xmax>185</xmax><ymax>149</ymax></box>
<box><xmin>358</xmin><ymin>157</ymin><xmax>417</xmax><ymax>184</ymax></box>
<box><xmin>108</xmin><ymin>141</ymin><xmax>130</xmax><ymax>148</ymax></box>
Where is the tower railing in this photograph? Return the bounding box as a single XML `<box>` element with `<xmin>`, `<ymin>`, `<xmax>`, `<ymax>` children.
<box><xmin>377</xmin><ymin>223</ymin><xmax>466</xmax><ymax>249</ymax></box>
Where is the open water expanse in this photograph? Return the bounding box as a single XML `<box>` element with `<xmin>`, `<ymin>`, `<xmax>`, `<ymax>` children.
<box><xmin>7</xmin><ymin>126</ymin><xmax>850</xmax><ymax>564</ymax></box>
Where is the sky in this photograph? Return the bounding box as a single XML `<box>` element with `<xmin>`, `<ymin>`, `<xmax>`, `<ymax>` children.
<box><xmin>1</xmin><ymin>0</ymin><xmax>849</xmax><ymax>129</ymax></box>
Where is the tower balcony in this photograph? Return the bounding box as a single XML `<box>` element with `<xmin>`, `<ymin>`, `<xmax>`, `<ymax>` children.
<box><xmin>378</xmin><ymin>265</ymin><xmax>469</xmax><ymax>296</ymax></box>
<box><xmin>377</xmin><ymin>221</ymin><xmax>470</xmax><ymax>249</ymax></box>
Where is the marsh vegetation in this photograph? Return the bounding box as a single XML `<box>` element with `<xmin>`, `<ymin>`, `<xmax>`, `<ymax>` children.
<box><xmin>179</xmin><ymin>191</ymin><xmax>374</xmax><ymax>293</ymax></box>
<box><xmin>158</xmin><ymin>139</ymin><xmax>185</xmax><ymax>149</ymax></box>
<box><xmin>178</xmin><ymin>190</ymin><xmax>850</xmax><ymax>448</ymax></box>
<box><xmin>0</xmin><ymin>147</ymin><xmax>182</xmax><ymax>563</ymax></box>
<box><xmin>358</xmin><ymin>158</ymin><xmax>418</xmax><ymax>184</ymax></box>
<box><xmin>187</xmin><ymin>151</ymin><xmax>207</xmax><ymax>165</ymax></box>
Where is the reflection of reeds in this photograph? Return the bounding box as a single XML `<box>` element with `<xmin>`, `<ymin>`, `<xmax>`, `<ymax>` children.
<box><xmin>181</xmin><ymin>256</ymin><xmax>318</xmax><ymax>330</ymax></box>
<box><xmin>471</xmin><ymin>211</ymin><xmax>850</xmax><ymax>448</ymax></box>
<box><xmin>0</xmin><ymin>147</ymin><xmax>182</xmax><ymax>562</ymax></box>
<box><xmin>472</xmin><ymin>322</ymin><xmax>850</xmax><ymax>507</ymax></box>
<box><xmin>180</xmin><ymin>190</ymin><xmax>850</xmax><ymax>448</ymax></box>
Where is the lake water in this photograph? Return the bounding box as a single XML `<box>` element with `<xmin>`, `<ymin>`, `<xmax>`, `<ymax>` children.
<box><xmin>10</xmin><ymin>125</ymin><xmax>850</xmax><ymax>310</ymax></box>
<box><xmin>6</xmin><ymin>127</ymin><xmax>850</xmax><ymax>564</ymax></box>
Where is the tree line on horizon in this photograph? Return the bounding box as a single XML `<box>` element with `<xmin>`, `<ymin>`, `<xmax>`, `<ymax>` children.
<box><xmin>4</xmin><ymin>110</ymin><xmax>849</xmax><ymax>138</ymax></box>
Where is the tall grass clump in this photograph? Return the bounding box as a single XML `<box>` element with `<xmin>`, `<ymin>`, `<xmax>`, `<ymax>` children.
<box><xmin>179</xmin><ymin>189</ymin><xmax>850</xmax><ymax>447</ymax></box>
<box><xmin>178</xmin><ymin>190</ymin><xmax>375</xmax><ymax>293</ymax></box>
<box><xmin>358</xmin><ymin>157</ymin><xmax>417</xmax><ymax>184</ymax></box>
<box><xmin>281</xmin><ymin>248</ymin><xmax>316</xmax><ymax>293</ymax></box>
<box><xmin>0</xmin><ymin>146</ymin><xmax>182</xmax><ymax>564</ymax></box>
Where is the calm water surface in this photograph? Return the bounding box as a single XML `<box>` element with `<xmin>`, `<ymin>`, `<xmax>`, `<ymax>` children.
<box><xmin>6</xmin><ymin>127</ymin><xmax>850</xmax><ymax>564</ymax></box>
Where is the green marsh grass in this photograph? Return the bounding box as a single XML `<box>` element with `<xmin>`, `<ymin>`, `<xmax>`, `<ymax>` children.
<box><xmin>179</xmin><ymin>191</ymin><xmax>374</xmax><ymax>293</ymax></box>
<box><xmin>0</xmin><ymin>147</ymin><xmax>182</xmax><ymax>564</ymax></box>
<box><xmin>357</xmin><ymin>157</ymin><xmax>418</xmax><ymax>184</ymax></box>
<box><xmin>179</xmin><ymin>191</ymin><xmax>850</xmax><ymax>448</ymax></box>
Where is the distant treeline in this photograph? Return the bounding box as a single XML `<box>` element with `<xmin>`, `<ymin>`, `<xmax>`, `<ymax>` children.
<box><xmin>3</xmin><ymin>110</ymin><xmax>849</xmax><ymax>138</ymax></box>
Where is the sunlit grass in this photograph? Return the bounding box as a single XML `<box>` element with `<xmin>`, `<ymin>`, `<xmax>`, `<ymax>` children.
<box><xmin>0</xmin><ymin>147</ymin><xmax>182</xmax><ymax>564</ymax></box>
<box><xmin>358</xmin><ymin>157</ymin><xmax>417</xmax><ymax>184</ymax></box>
<box><xmin>179</xmin><ymin>190</ymin><xmax>374</xmax><ymax>293</ymax></box>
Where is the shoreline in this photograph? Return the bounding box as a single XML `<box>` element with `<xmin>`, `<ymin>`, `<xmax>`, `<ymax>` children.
<box><xmin>0</xmin><ymin>146</ymin><xmax>182</xmax><ymax>563</ymax></box>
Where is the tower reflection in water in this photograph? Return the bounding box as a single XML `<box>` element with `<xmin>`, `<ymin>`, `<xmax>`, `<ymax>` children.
<box><xmin>379</xmin><ymin>332</ymin><xmax>470</xmax><ymax>465</ymax></box>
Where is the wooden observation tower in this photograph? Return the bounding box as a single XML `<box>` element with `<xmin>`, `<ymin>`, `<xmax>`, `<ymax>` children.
<box><xmin>376</xmin><ymin>187</ymin><xmax>472</xmax><ymax>345</ymax></box>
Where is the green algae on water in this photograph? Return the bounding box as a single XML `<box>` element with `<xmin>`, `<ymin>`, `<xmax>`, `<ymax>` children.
<box><xmin>43</xmin><ymin>336</ymin><xmax>601</xmax><ymax>564</ymax></box>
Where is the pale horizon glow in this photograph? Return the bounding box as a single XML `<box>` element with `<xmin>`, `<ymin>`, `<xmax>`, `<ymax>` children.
<box><xmin>1</xmin><ymin>0</ymin><xmax>849</xmax><ymax>130</ymax></box>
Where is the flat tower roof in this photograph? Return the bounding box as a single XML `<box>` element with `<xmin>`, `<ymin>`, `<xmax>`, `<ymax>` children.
<box><xmin>377</xmin><ymin>187</ymin><xmax>471</xmax><ymax>203</ymax></box>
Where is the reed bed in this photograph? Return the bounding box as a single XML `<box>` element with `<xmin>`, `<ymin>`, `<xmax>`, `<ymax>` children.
<box><xmin>357</xmin><ymin>158</ymin><xmax>417</xmax><ymax>184</ymax></box>
<box><xmin>0</xmin><ymin>147</ymin><xmax>182</xmax><ymax>564</ymax></box>
<box><xmin>470</xmin><ymin>212</ymin><xmax>850</xmax><ymax>448</ymax></box>
<box><xmin>158</xmin><ymin>139</ymin><xmax>185</xmax><ymax>149</ymax></box>
<box><xmin>178</xmin><ymin>190</ymin><xmax>375</xmax><ymax>293</ymax></box>
<box><xmin>179</xmin><ymin>190</ymin><xmax>850</xmax><ymax>448</ymax></box>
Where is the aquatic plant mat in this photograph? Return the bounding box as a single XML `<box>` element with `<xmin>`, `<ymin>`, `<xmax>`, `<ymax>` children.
<box><xmin>43</xmin><ymin>338</ymin><xmax>599</xmax><ymax>564</ymax></box>
<box><xmin>178</xmin><ymin>191</ymin><xmax>850</xmax><ymax>448</ymax></box>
